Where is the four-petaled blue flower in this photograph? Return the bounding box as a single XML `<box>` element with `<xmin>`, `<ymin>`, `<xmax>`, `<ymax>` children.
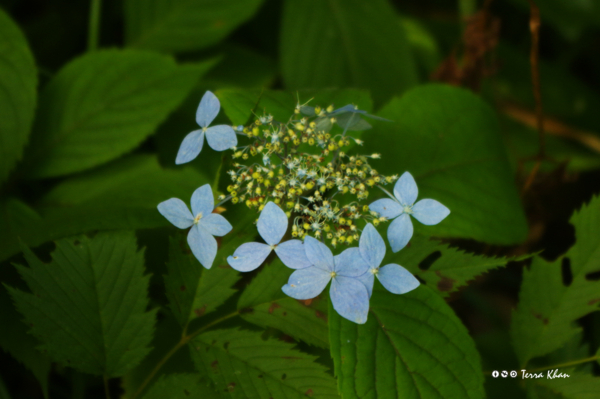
<box><xmin>157</xmin><ymin>184</ymin><xmax>232</xmax><ymax>269</ymax></box>
<box><xmin>176</xmin><ymin>91</ymin><xmax>238</xmax><ymax>164</ymax></box>
<box><xmin>227</xmin><ymin>202</ymin><xmax>312</xmax><ymax>272</ymax></box>
<box><xmin>282</xmin><ymin>237</ymin><xmax>371</xmax><ymax>324</ymax></box>
<box><xmin>356</xmin><ymin>224</ymin><xmax>420</xmax><ymax>297</ymax></box>
<box><xmin>370</xmin><ymin>171</ymin><xmax>450</xmax><ymax>252</ymax></box>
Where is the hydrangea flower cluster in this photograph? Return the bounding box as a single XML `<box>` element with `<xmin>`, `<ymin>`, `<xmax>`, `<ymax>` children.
<box><xmin>157</xmin><ymin>91</ymin><xmax>451</xmax><ymax>323</ymax></box>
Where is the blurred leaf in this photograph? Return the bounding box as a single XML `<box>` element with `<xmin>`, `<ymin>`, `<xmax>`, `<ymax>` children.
<box><xmin>5</xmin><ymin>231</ymin><xmax>156</xmax><ymax>377</ymax></box>
<box><xmin>190</xmin><ymin>328</ymin><xmax>339</xmax><ymax>398</ymax></box>
<box><xmin>23</xmin><ymin>50</ymin><xmax>211</xmax><ymax>179</ymax></box>
<box><xmin>329</xmin><ymin>285</ymin><xmax>484</xmax><ymax>399</ymax></box>
<box><xmin>388</xmin><ymin>234</ymin><xmax>520</xmax><ymax>297</ymax></box>
<box><xmin>527</xmin><ymin>371</ymin><xmax>600</xmax><ymax>399</ymax></box>
<box><xmin>142</xmin><ymin>373</ymin><xmax>224</xmax><ymax>399</ymax></box>
<box><xmin>125</xmin><ymin>0</ymin><xmax>264</xmax><ymax>53</ymax></box>
<box><xmin>511</xmin><ymin>195</ymin><xmax>600</xmax><ymax>367</ymax></box>
<box><xmin>0</xmin><ymin>8</ymin><xmax>37</xmax><ymax>185</ymax></box>
<box><xmin>400</xmin><ymin>15</ymin><xmax>441</xmax><ymax>75</ymax></box>
<box><xmin>364</xmin><ymin>84</ymin><xmax>528</xmax><ymax>244</ymax></box>
<box><xmin>0</xmin><ymin>288</ymin><xmax>50</xmax><ymax>398</ymax></box>
<box><xmin>280</xmin><ymin>0</ymin><xmax>418</xmax><ymax>106</ymax></box>
<box><xmin>0</xmin><ymin>155</ymin><xmax>208</xmax><ymax>262</ymax></box>
<box><xmin>237</xmin><ymin>260</ymin><xmax>329</xmax><ymax>348</ymax></box>
<box><xmin>0</xmin><ymin>374</ymin><xmax>9</xmax><ymax>399</ymax></box>
<box><xmin>164</xmin><ymin>232</ymin><xmax>244</xmax><ymax>330</ymax></box>
<box><xmin>203</xmin><ymin>44</ymin><xmax>276</xmax><ymax>89</ymax></box>
<box><xmin>217</xmin><ymin>88</ymin><xmax>373</xmax><ymax>126</ymax></box>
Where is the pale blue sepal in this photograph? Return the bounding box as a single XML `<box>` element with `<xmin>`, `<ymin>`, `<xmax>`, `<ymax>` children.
<box><xmin>388</xmin><ymin>213</ymin><xmax>413</xmax><ymax>253</ymax></box>
<box><xmin>357</xmin><ymin>272</ymin><xmax>375</xmax><ymax>298</ymax></box>
<box><xmin>334</xmin><ymin>248</ymin><xmax>369</xmax><ymax>277</ymax></box>
<box><xmin>227</xmin><ymin>242</ymin><xmax>271</xmax><ymax>272</ymax></box>
<box><xmin>330</xmin><ymin>276</ymin><xmax>370</xmax><ymax>324</ymax></box>
<box><xmin>175</xmin><ymin>129</ymin><xmax>204</xmax><ymax>164</ymax></box>
<box><xmin>369</xmin><ymin>198</ymin><xmax>402</xmax><ymax>219</ymax></box>
<box><xmin>196</xmin><ymin>90</ymin><xmax>220</xmax><ymax>127</ymax></box>
<box><xmin>191</xmin><ymin>184</ymin><xmax>214</xmax><ymax>216</ymax></box>
<box><xmin>275</xmin><ymin>240</ymin><xmax>311</xmax><ymax>269</ymax></box>
<box><xmin>359</xmin><ymin>224</ymin><xmax>386</xmax><ymax>269</ymax></box>
<box><xmin>257</xmin><ymin>202</ymin><xmax>287</xmax><ymax>245</ymax></box>
<box><xmin>206</xmin><ymin>125</ymin><xmax>237</xmax><ymax>151</ymax></box>
<box><xmin>201</xmin><ymin>213</ymin><xmax>232</xmax><ymax>237</ymax></box>
<box><xmin>412</xmin><ymin>199</ymin><xmax>451</xmax><ymax>225</ymax></box>
<box><xmin>157</xmin><ymin>198</ymin><xmax>193</xmax><ymax>229</ymax></box>
<box><xmin>377</xmin><ymin>264</ymin><xmax>420</xmax><ymax>294</ymax></box>
<box><xmin>394</xmin><ymin>171</ymin><xmax>418</xmax><ymax>206</ymax></box>
<box><xmin>188</xmin><ymin>224</ymin><xmax>217</xmax><ymax>269</ymax></box>
<box><xmin>304</xmin><ymin>236</ymin><xmax>334</xmax><ymax>272</ymax></box>
<box><xmin>282</xmin><ymin>266</ymin><xmax>331</xmax><ymax>300</ymax></box>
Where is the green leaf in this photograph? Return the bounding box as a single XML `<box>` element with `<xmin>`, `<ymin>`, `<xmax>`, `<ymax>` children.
<box><xmin>329</xmin><ymin>285</ymin><xmax>484</xmax><ymax>399</ymax></box>
<box><xmin>142</xmin><ymin>373</ymin><xmax>224</xmax><ymax>399</ymax></box>
<box><xmin>387</xmin><ymin>234</ymin><xmax>520</xmax><ymax>297</ymax></box>
<box><xmin>217</xmin><ymin>88</ymin><xmax>373</xmax><ymax>126</ymax></box>
<box><xmin>190</xmin><ymin>328</ymin><xmax>339</xmax><ymax>398</ymax></box>
<box><xmin>5</xmin><ymin>231</ymin><xmax>156</xmax><ymax>377</ymax></box>
<box><xmin>511</xmin><ymin>195</ymin><xmax>600</xmax><ymax>367</ymax></box>
<box><xmin>0</xmin><ymin>8</ymin><xmax>37</xmax><ymax>185</ymax></box>
<box><xmin>281</xmin><ymin>0</ymin><xmax>418</xmax><ymax>106</ymax></box>
<box><xmin>125</xmin><ymin>0</ymin><xmax>264</xmax><ymax>53</ymax></box>
<box><xmin>364</xmin><ymin>84</ymin><xmax>528</xmax><ymax>244</ymax></box>
<box><xmin>527</xmin><ymin>371</ymin><xmax>600</xmax><ymax>399</ymax></box>
<box><xmin>0</xmin><ymin>288</ymin><xmax>50</xmax><ymax>398</ymax></box>
<box><xmin>22</xmin><ymin>50</ymin><xmax>212</xmax><ymax>178</ymax></box>
<box><xmin>237</xmin><ymin>261</ymin><xmax>329</xmax><ymax>348</ymax></box>
<box><xmin>0</xmin><ymin>155</ymin><xmax>208</xmax><ymax>262</ymax></box>
<box><xmin>164</xmin><ymin>235</ymin><xmax>240</xmax><ymax>329</ymax></box>
<box><xmin>203</xmin><ymin>45</ymin><xmax>277</xmax><ymax>89</ymax></box>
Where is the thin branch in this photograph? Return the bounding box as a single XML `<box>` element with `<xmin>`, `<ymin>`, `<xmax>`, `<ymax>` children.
<box><xmin>527</xmin><ymin>0</ymin><xmax>545</xmax><ymax>159</ymax></box>
<box><xmin>87</xmin><ymin>0</ymin><xmax>102</xmax><ymax>52</ymax></box>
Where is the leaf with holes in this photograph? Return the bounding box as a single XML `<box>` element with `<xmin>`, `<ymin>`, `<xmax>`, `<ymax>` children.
<box><xmin>364</xmin><ymin>84</ymin><xmax>528</xmax><ymax>244</ymax></box>
<box><xmin>142</xmin><ymin>373</ymin><xmax>224</xmax><ymax>399</ymax></box>
<box><xmin>22</xmin><ymin>50</ymin><xmax>212</xmax><ymax>178</ymax></box>
<box><xmin>330</xmin><ymin>284</ymin><xmax>484</xmax><ymax>399</ymax></box>
<box><xmin>190</xmin><ymin>328</ymin><xmax>339</xmax><ymax>399</ymax></box>
<box><xmin>5</xmin><ymin>231</ymin><xmax>156</xmax><ymax>377</ymax></box>
<box><xmin>387</xmin><ymin>234</ymin><xmax>524</xmax><ymax>297</ymax></box>
<box><xmin>281</xmin><ymin>0</ymin><xmax>417</xmax><ymax>106</ymax></box>
<box><xmin>511</xmin><ymin>195</ymin><xmax>600</xmax><ymax>367</ymax></box>
<box><xmin>237</xmin><ymin>261</ymin><xmax>329</xmax><ymax>348</ymax></box>
<box><xmin>0</xmin><ymin>8</ymin><xmax>37</xmax><ymax>185</ymax></box>
<box><xmin>0</xmin><ymin>155</ymin><xmax>208</xmax><ymax>262</ymax></box>
<box><xmin>125</xmin><ymin>0</ymin><xmax>264</xmax><ymax>53</ymax></box>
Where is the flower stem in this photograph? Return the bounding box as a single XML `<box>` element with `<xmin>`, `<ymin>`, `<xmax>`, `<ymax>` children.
<box><xmin>87</xmin><ymin>0</ymin><xmax>102</xmax><ymax>52</ymax></box>
<box><xmin>130</xmin><ymin>311</ymin><xmax>239</xmax><ymax>399</ymax></box>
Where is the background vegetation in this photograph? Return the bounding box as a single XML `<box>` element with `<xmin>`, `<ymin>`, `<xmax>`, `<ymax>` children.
<box><xmin>1</xmin><ymin>0</ymin><xmax>599</xmax><ymax>398</ymax></box>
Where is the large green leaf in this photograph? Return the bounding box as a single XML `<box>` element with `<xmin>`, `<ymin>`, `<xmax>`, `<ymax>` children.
<box><xmin>0</xmin><ymin>155</ymin><xmax>207</xmax><ymax>262</ymax></box>
<box><xmin>0</xmin><ymin>287</ymin><xmax>50</xmax><ymax>398</ymax></box>
<box><xmin>190</xmin><ymin>328</ymin><xmax>339</xmax><ymax>398</ymax></box>
<box><xmin>237</xmin><ymin>260</ymin><xmax>329</xmax><ymax>348</ymax></box>
<box><xmin>5</xmin><ymin>231</ymin><xmax>156</xmax><ymax>377</ymax></box>
<box><xmin>280</xmin><ymin>0</ymin><xmax>418</xmax><ymax>106</ymax></box>
<box><xmin>217</xmin><ymin>88</ymin><xmax>373</xmax><ymax>126</ymax></box>
<box><xmin>329</xmin><ymin>285</ymin><xmax>484</xmax><ymax>399</ymax></box>
<box><xmin>511</xmin><ymin>195</ymin><xmax>600</xmax><ymax>367</ymax></box>
<box><xmin>142</xmin><ymin>373</ymin><xmax>224</xmax><ymax>399</ymax></box>
<box><xmin>0</xmin><ymin>8</ymin><xmax>37</xmax><ymax>185</ymax></box>
<box><xmin>388</xmin><ymin>234</ymin><xmax>519</xmax><ymax>297</ymax></box>
<box><xmin>364</xmin><ymin>84</ymin><xmax>528</xmax><ymax>244</ymax></box>
<box><xmin>125</xmin><ymin>0</ymin><xmax>264</xmax><ymax>53</ymax></box>
<box><xmin>527</xmin><ymin>371</ymin><xmax>600</xmax><ymax>399</ymax></box>
<box><xmin>22</xmin><ymin>50</ymin><xmax>212</xmax><ymax>178</ymax></box>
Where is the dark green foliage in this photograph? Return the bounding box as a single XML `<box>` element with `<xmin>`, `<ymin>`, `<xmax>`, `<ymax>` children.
<box><xmin>329</xmin><ymin>285</ymin><xmax>484</xmax><ymax>399</ymax></box>
<box><xmin>6</xmin><ymin>232</ymin><xmax>156</xmax><ymax>377</ymax></box>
